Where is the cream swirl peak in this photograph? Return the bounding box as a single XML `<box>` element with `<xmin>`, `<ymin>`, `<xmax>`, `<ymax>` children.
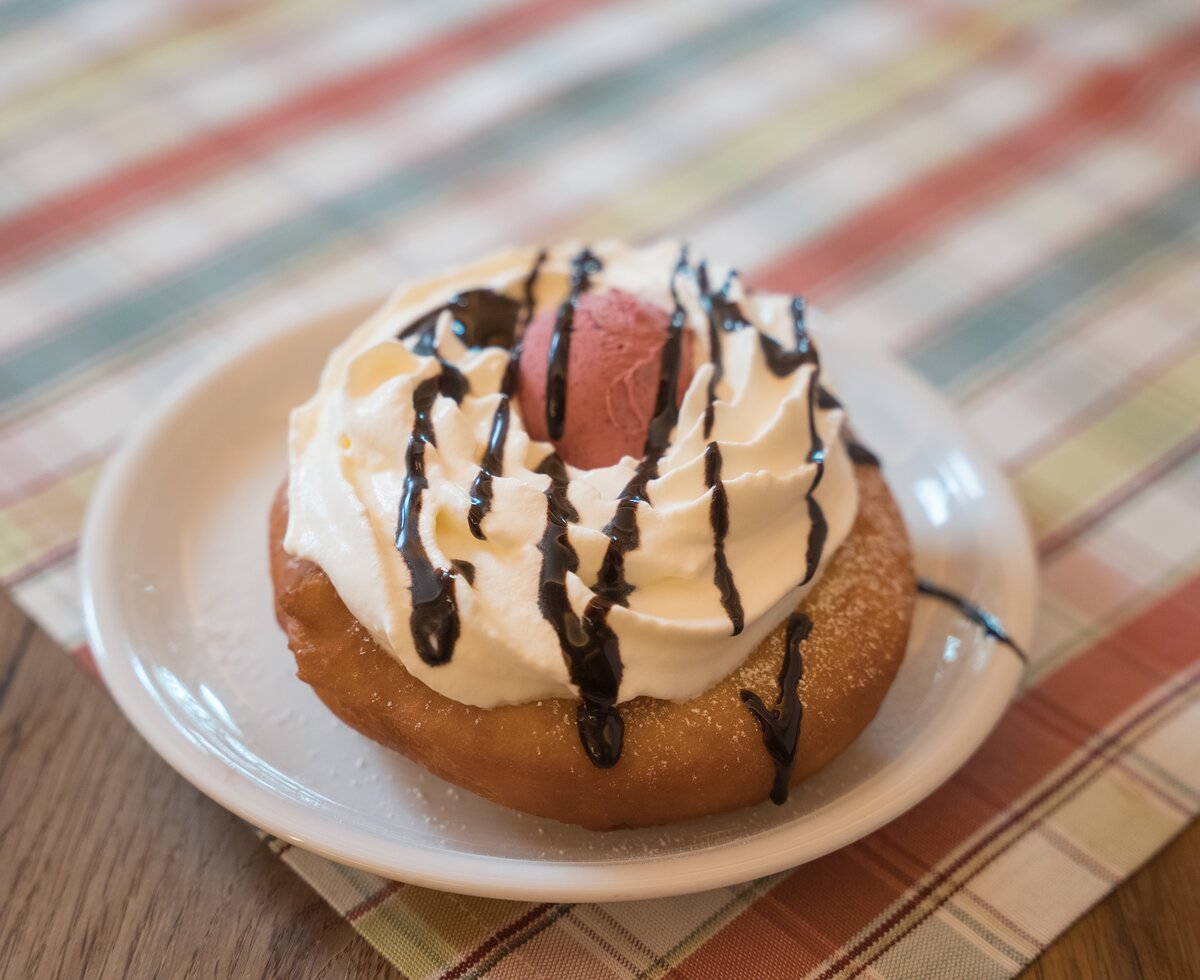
<box><xmin>284</xmin><ymin>241</ymin><xmax>860</xmax><ymax>766</ymax></box>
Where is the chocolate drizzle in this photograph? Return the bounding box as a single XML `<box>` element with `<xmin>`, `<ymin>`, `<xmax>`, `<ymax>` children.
<box><xmin>589</xmin><ymin>441</ymin><xmax>651</xmax><ymax>608</ymax></box>
<box><xmin>759</xmin><ymin>297</ymin><xmax>817</xmax><ymax>378</ymax></box>
<box><xmin>459</xmin><ymin>250</ymin><xmax>548</xmax><ymax>540</ymax></box>
<box><xmin>411</xmin><ymin>330</ymin><xmax>469</xmax><ymax>403</ymax></box>
<box><xmin>917</xmin><ymin>579</ymin><xmax>1028</xmax><ymax>664</ymax></box>
<box><xmin>740</xmin><ymin>612</ymin><xmax>811</xmax><ymax>805</ymax></box>
<box><xmin>400</xmin><ymin>289</ymin><xmax>524</xmax><ymax>350</ymax></box>
<box><xmin>799</xmin><ymin>321</ymin><xmax>828</xmax><ymax>586</ymax></box>
<box><xmin>816</xmin><ymin>383</ymin><xmax>881</xmax><ymax>467</ymax></box>
<box><xmin>590</xmin><ymin>269</ymin><xmax>689</xmax><ymax>608</ymax></box>
<box><xmin>521</xmin><ymin>249</ymin><xmax>547</xmax><ymax>330</ymax></box>
<box><xmin>395</xmin><ymin>376</ymin><xmax>462</xmax><ymax>665</ymax></box>
<box><xmin>544</xmin><ymin>248</ymin><xmax>603</xmax><ymax>441</ymax></box>
<box><xmin>696</xmin><ymin>263</ymin><xmax>754</xmax><ymax>438</ymax></box>
<box><xmin>466</xmin><ymin>347</ymin><xmax>522</xmax><ymax>540</ymax></box>
<box><xmin>704</xmin><ymin>442</ymin><xmax>745</xmax><ymax>635</ymax></box>
<box><xmin>534</xmin><ymin>453</ymin><xmax>625</xmax><ymax>768</ymax></box>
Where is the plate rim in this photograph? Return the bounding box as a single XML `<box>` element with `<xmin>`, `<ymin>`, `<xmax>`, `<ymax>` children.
<box><xmin>80</xmin><ymin>308</ymin><xmax>1036</xmax><ymax>902</ymax></box>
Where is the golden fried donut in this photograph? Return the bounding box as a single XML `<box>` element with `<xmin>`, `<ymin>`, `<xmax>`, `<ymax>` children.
<box><xmin>269</xmin><ymin>463</ymin><xmax>913</xmax><ymax>830</ymax></box>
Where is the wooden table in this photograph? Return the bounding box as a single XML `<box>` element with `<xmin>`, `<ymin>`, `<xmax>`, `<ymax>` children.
<box><xmin>2</xmin><ymin>592</ymin><xmax>1196</xmax><ymax>979</ymax></box>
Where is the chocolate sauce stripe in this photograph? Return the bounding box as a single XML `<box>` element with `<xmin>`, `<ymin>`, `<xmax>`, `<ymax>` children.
<box><xmin>409</xmin><ymin>329</ymin><xmax>469</xmax><ymax>403</ymax></box>
<box><xmin>399</xmin><ymin>288</ymin><xmax>523</xmax><ymax>351</ymax></box>
<box><xmin>455</xmin><ymin>252</ymin><xmax>546</xmax><ymax>541</ymax></box>
<box><xmin>520</xmin><ymin>248</ymin><xmax>548</xmax><ymax>332</ymax></box>
<box><xmin>696</xmin><ymin>260</ymin><xmax>755</xmax><ymax>438</ymax></box>
<box><xmin>737</xmin><ymin>579</ymin><xmax>1023</xmax><ymax>808</ymax></box>
<box><xmin>466</xmin><ymin>393</ymin><xmax>509</xmax><ymax>541</ymax></box>
<box><xmin>684</xmin><ymin>257</ymin><xmax>839</xmax><ymax>588</ymax></box>
<box><xmin>590</xmin><ymin>287</ymin><xmax>686</xmax><ymax>608</ymax></box>
<box><xmin>916</xmin><ymin>578</ymin><xmax>1028</xmax><ymax>664</ymax></box>
<box><xmin>740</xmin><ymin>612</ymin><xmax>811</xmax><ymax>804</ymax></box>
<box><xmin>534</xmin><ymin>452</ymin><xmax>624</xmax><ymax>768</ymax></box>
<box><xmin>544</xmin><ymin>247</ymin><xmax>601</xmax><ymax>441</ymax></box>
<box><xmin>759</xmin><ymin>299</ymin><xmax>815</xmax><ymax>377</ymax></box>
<box><xmin>394</xmin><ymin>375</ymin><xmax>461</xmax><ymax>666</ymax></box>
<box><xmin>801</xmin><ymin>374</ymin><xmax>828</xmax><ymax>586</ymax></box>
<box><xmin>704</xmin><ymin>441</ymin><xmax>745</xmax><ymax>635</ymax></box>
<box><xmin>466</xmin><ymin>347</ymin><xmax>522</xmax><ymax>541</ymax></box>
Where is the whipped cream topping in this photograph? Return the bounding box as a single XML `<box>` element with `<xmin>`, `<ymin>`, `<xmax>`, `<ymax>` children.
<box><xmin>284</xmin><ymin>241</ymin><xmax>859</xmax><ymax>712</ymax></box>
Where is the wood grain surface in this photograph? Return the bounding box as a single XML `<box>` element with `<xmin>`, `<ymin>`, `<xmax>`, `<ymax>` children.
<box><xmin>0</xmin><ymin>591</ymin><xmax>1196</xmax><ymax>980</ymax></box>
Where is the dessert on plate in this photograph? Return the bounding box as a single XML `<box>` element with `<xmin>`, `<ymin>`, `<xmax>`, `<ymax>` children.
<box><xmin>270</xmin><ymin>241</ymin><xmax>915</xmax><ymax>830</ymax></box>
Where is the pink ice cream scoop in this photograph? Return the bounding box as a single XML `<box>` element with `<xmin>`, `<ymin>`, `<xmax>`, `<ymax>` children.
<box><xmin>518</xmin><ymin>288</ymin><xmax>695</xmax><ymax>469</ymax></box>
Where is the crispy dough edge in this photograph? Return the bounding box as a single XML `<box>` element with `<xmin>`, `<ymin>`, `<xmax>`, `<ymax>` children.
<box><xmin>269</xmin><ymin>465</ymin><xmax>914</xmax><ymax>830</ymax></box>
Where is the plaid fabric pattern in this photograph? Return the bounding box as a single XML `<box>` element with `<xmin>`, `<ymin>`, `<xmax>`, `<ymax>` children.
<box><xmin>2</xmin><ymin>0</ymin><xmax>1198</xmax><ymax>976</ymax></box>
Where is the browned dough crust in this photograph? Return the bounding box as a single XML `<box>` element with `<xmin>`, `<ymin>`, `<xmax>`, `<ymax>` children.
<box><xmin>270</xmin><ymin>466</ymin><xmax>914</xmax><ymax>830</ymax></box>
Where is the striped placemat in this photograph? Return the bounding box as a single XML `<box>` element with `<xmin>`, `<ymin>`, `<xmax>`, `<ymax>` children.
<box><xmin>2</xmin><ymin>0</ymin><xmax>1197</xmax><ymax>976</ymax></box>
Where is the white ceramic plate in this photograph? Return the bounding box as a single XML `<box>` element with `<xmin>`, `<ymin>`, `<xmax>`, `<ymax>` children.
<box><xmin>81</xmin><ymin>305</ymin><xmax>1036</xmax><ymax>902</ymax></box>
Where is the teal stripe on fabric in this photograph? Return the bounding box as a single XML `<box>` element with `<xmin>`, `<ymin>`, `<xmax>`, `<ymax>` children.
<box><xmin>0</xmin><ymin>0</ymin><xmax>832</xmax><ymax>411</ymax></box>
<box><xmin>0</xmin><ymin>0</ymin><xmax>88</xmax><ymax>36</ymax></box>
<box><xmin>905</xmin><ymin>176</ymin><xmax>1200</xmax><ymax>392</ymax></box>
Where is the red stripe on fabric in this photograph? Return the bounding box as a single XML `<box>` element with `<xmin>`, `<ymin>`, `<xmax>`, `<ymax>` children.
<box><xmin>670</xmin><ymin>903</ymin><xmax>830</xmax><ymax>980</ymax></box>
<box><xmin>1034</xmin><ymin>642</ymin><xmax>1173</xmax><ymax>734</ymax></box>
<box><xmin>821</xmin><ymin>677</ymin><xmax>1199</xmax><ymax>980</ymax></box>
<box><xmin>1016</xmin><ymin>691</ymin><xmax>1195</xmax><ymax>817</ymax></box>
<box><xmin>831</xmin><ymin>674</ymin><xmax>1199</xmax><ymax>980</ymax></box>
<box><xmin>672</xmin><ymin>570</ymin><xmax>1200</xmax><ymax>978</ymax></box>
<box><xmin>439</xmin><ymin>903</ymin><xmax>554</xmax><ymax>980</ymax></box>
<box><xmin>345</xmin><ymin>880</ymin><xmax>404</xmax><ymax>922</ymax></box>
<box><xmin>752</xmin><ymin>29</ymin><xmax>1200</xmax><ymax>299</ymax></box>
<box><xmin>678</xmin><ymin>848</ymin><xmax>908</xmax><ymax>980</ymax></box>
<box><xmin>1108</xmin><ymin>572</ymin><xmax>1200</xmax><ymax>678</ymax></box>
<box><xmin>885</xmin><ymin>706</ymin><xmax>1075</xmax><ymax>863</ymax></box>
<box><xmin>851</xmin><ymin>836</ymin><xmax>934</xmax><ymax>892</ymax></box>
<box><xmin>0</xmin><ymin>0</ymin><xmax>597</xmax><ymax>271</ymax></box>
<box><xmin>972</xmin><ymin>682</ymin><xmax>1197</xmax><ymax>817</ymax></box>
